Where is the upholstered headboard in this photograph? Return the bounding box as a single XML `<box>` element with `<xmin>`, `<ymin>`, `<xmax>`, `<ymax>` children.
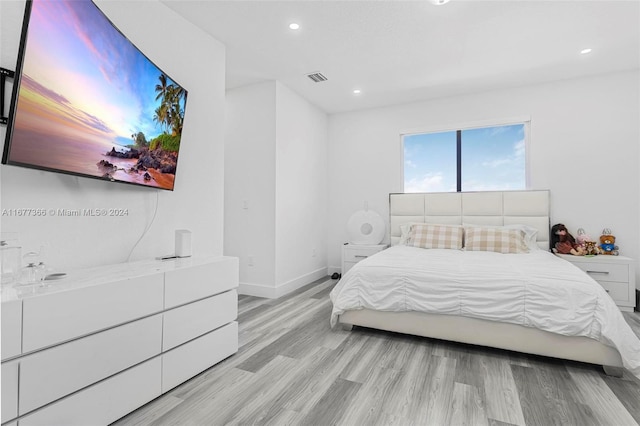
<box><xmin>389</xmin><ymin>190</ymin><xmax>550</xmax><ymax>249</ymax></box>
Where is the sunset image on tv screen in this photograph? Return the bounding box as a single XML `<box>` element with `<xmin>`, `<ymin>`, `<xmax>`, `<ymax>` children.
<box><xmin>5</xmin><ymin>0</ymin><xmax>187</xmax><ymax>190</ymax></box>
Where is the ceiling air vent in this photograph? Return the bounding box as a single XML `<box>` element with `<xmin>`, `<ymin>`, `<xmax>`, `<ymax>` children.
<box><xmin>306</xmin><ymin>72</ymin><xmax>328</xmax><ymax>83</ymax></box>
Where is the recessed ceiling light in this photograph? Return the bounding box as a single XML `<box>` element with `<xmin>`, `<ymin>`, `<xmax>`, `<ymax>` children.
<box><xmin>580</xmin><ymin>48</ymin><xmax>592</xmax><ymax>54</ymax></box>
<box><xmin>353</xmin><ymin>89</ymin><xmax>362</xmax><ymax>95</ymax></box>
<box><xmin>289</xmin><ymin>23</ymin><xmax>300</xmax><ymax>30</ymax></box>
<box><xmin>430</xmin><ymin>0</ymin><xmax>451</xmax><ymax>5</ymax></box>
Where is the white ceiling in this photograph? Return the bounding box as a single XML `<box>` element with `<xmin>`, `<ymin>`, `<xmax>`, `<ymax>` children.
<box><xmin>162</xmin><ymin>0</ymin><xmax>640</xmax><ymax>114</ymax></box>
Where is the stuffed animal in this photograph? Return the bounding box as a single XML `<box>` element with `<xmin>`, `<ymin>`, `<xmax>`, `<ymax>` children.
<box><xmin>576</xmin><ymin>227</ymin><xmax>598</xmax><ymax>256</ymax></box>
<box><xmin>550</xmin><ymin>223</ymin><xmax>585</xmax><ymax>255</ymax></box>
<box><xmin>575</xmin><ymin>228</ymin><xmax>593</xmax><ymax>249</ymax></box>
<box><xmin>584</xmin><ymin>240</ymin><xmax>599</xmax><ymax>256</ymax></box>
<box><xmin>599</xmin><ymin>228</ymin><xmax>619</xmax><ymax>255</ymax></box>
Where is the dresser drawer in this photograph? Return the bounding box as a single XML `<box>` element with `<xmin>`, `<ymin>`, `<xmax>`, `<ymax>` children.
<box><xmin>162</xmin><ymin>321</ymin><xmax>238</xmax><ymax>393</ymax></box>
<box><xmin>19</xmin><ymin>314</ymin><xmax>162</xmax><ymax>414</ymax></box>
<box><xmin>163</xmin><ymin>290</ymin><xmax>237</xmax><ymax>351</ymax></box>
<box><xmin>1</xmin><ymin>300</ymin><xmax>22</xmax><ymax>360</ymax></box>
<box><xmin>22</xmin><ymin>273</ymin><xmax>164</xmax><ymax>353</ymax></box>
<box><xmin>19</xmin><ymin>357</ymin><xmax>161</xmax><ymax>426</ymax></box>
<box><xmin>165</xmin><ymin>258</ymin><xmax>239</xmax><ymax>309</ymax></box>
<box><xmin>1</xmin><ymin>360</ymin><xmax>19</xmax><ymax>423</ymax></box>
<box><xmin>573</xmin><ymin>262</ymin><xmax>629</xmax><ymax>283</ymax></box>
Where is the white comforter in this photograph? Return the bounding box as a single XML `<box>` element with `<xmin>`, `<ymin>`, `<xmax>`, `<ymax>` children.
<box><xmin>330</xmin><ymin>246</ymin><xmax>640</xmax><ymax>378</ymax></box>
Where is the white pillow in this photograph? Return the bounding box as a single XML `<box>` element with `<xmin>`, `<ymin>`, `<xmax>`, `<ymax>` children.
<box><xmin>398</xmin><ymin>222</ymin><xmax>428</xmax><ymax>245</ymax></box>
<box><xmin>504</xmin><ymin>224</ymin><xmax>539</xmax><ymax>250</ymax></box>
<box><xmin>399</xmin><ymin>223</ymin><xmax>411</xmax><ymax>245</ymax></box>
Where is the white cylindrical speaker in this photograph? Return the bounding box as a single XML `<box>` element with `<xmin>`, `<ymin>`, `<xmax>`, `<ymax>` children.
<box><xmin>175</xmin><ymin>229</ymin><xmax>192</xmax><ymax>258</ymax></box>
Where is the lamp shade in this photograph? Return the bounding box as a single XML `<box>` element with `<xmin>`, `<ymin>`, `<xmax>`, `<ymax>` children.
<box><xmin>347</xmin><ymin>209</ymin><xmax>385</xmax><ymax>245</ymax></box>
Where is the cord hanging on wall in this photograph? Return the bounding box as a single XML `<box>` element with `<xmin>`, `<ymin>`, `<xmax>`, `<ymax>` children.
<box><xmin>1</xmin><ymin>67</ymin><xmax>15</xmax><ymax>125</ymax></box>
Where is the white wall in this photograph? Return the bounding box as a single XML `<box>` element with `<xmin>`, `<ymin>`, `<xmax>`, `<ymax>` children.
<box><xmin>0</xmin><ymin>0</ymin><xmax>226</xmax><ymax>270</ymax></box>
<box><xmin>224</xmin><ymin>82</ymin><xmax>277</xmax><ymax>288</ymax></box>
<box><xmin>275</xmin><ymin>81</ymin><xmax>328</xmax><ymax>291</ymax></box>
<box><xmin>327</xmin><ymin>70</ymin><xmax>640</xmax><ymax>288</ymax></box>
<box><xmin>225</xmin><ymin>81</ymin><xmax>328</xmax><ymax>297</ymax></box>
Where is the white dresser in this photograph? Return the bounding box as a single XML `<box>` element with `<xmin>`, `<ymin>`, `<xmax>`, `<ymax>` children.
<box><xmin>0</xmin><ymin>255</ymin><xmax>239</xmax><ymax>426</ymax></box>
<box><xmin>557</xmin><ymin>254</ymin><xmax>636</xmax><ymax>312</ymax></box>
<box><xmin>341</xmin><ymin>243</ymin><xmax>386</xmax><ymax>275</ymax></box>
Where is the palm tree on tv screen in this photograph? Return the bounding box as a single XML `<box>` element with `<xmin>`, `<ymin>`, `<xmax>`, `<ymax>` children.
<box><xmin>154</xmin><ymin>73</ymin><xmax>185</xmax><ymax>140</ymax></box>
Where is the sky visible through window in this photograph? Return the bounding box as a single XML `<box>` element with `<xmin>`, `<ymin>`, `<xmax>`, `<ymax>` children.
<box><xmin>403</xmin><ymin>124</ymin><xmax>526</xmax><ymax>193</ymax></box>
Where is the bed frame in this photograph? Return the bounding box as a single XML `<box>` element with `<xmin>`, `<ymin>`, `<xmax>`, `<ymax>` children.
<box><xmin>337</xmin><ymin>190</ymin><xmax>623</xmax><ymax>375</ymax></box>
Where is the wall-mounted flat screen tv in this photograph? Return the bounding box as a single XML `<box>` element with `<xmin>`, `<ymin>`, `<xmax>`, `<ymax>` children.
<box><xmin>2</xmin><ymin>0</ymin><xmax>188</xmax><ymax>191</ymax></box>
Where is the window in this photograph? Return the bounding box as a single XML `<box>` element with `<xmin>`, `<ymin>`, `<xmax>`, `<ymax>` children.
<box><xmin>403</xmin><ymin>123</ymin><xmax>527</xmax><ymax>193</ymax></box>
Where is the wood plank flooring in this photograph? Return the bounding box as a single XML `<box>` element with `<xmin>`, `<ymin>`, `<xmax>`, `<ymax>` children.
<box><xmin>113</xmin><ymin>278</ymin><xmax>640</xmax><ymax>426</ymax></box>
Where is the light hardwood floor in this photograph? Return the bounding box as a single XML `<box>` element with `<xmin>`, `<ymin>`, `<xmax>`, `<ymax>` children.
<box><xmin>113</xmin><ymin>278</ymin><xmax>640</xmax><ymax>426</ymax></box>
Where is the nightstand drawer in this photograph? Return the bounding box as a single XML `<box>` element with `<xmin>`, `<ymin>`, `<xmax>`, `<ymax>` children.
<box><xmin>557</xmin><ymin>253</ymin><xmax>635</xmax><ymax>312</ymax></box>
<box><xmin>343</xmin><ymin>250</ymin><xmax>378</xmax><ymax>262</ymax></box>
<box><xmin>341</xmin><ymin>244</ymin><xmax>386</xmax><ymax>275</ymax></box>
<box><xmin>344</xmin><ymin>250</ymin><xmax>376</xmax><ymax>262</ymax></box>
<box><xmin>573</xmin><ymin>262</ymin><xmax>629</xmax><ymax>283</ymax></box>
<box><xmin>599</xmin><ymin>281</ymin><xmax>631</xmax><ymax>303</ymax></box>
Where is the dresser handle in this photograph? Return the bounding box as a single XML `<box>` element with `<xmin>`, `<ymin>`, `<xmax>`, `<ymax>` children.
<box><xmin>587</xmin><ymin>270</ymin><xmax>609</xmax><ymax>275</ymax></box>
<box><xmin>354</xmin><ymin>255</ymin><xmax>368</xmax><ymax>259</ymax></box>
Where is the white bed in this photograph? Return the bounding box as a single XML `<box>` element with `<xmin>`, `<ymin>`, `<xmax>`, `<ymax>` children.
<box><xmin>331</xmin><ymin>190</ymin><xmax>640</xmax><ymax>378</ymax></box>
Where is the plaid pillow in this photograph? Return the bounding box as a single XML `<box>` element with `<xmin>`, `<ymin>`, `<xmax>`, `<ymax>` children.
<box><xmin>464</xmin><ymin>226</ymin><xmax>529</xmax><ymax>254</ymax></box>
<box><xmin>408</xmin><ymin>224</ymin><xmax>463</xmax><ymax>250</ymax></box>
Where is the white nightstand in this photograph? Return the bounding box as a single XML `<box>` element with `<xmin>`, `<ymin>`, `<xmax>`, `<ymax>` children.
<box><xmin>557</xmin><ymin>254</ymin><xmax>636</xmax><ymax>312</ymax></box>
<box><xmin>342</xmin><ymin>243</ymin><xmax>386</xmax><ymax>275</ymax></box>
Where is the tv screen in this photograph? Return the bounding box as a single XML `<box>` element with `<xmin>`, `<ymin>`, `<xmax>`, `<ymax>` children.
<box><xmin>2</xmin><ymin>0</ymin><xmax>188</xmax><ymax>191</ymax></box>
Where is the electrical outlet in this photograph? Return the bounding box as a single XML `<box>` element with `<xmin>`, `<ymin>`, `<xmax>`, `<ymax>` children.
<box><xmin>248</xmin><ymin>255</ymin><xmax>254</xmax><ymax>266</ymax></box>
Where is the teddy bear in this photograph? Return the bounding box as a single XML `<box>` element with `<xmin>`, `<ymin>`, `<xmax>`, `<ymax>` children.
<box><xmin>599</xmin><ymin>229</ymin><xmax>619</xmax><ymax>255</ymax></box>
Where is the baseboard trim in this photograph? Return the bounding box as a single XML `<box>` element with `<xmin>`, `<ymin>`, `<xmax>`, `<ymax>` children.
<box><xmin>238</xmin><ymin>282</ymin><xmax>277</xmax><ymax>298</ymax></box>
<box><xmin>275</xmin><ymin>267</ymin><xmax>328</xmax><ymax>298</ymax></box>
<box><xmin>238</xmin><ymin>267</ymin><xmax>329</xmax><ymax>299</ymax></box>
